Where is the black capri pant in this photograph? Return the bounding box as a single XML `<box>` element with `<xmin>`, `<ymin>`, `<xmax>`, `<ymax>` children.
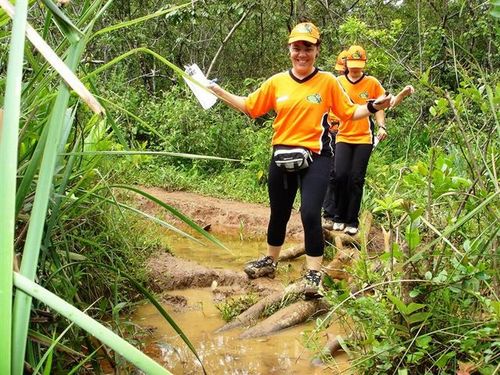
<box><xmin>267</xmin><ymin>153</ymin><xmax>330</xmax><ymax>257</ymax></box>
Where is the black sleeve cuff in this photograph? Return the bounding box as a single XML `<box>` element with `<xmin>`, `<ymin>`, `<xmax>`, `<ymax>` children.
<box><xmin>367</xmin><ymin>100</ymin><xmax>378</xmax><ymax>114</ymax></box>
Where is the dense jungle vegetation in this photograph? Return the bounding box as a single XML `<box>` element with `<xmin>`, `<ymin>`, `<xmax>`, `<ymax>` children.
<box><xmin>1</xmin><ymin>0</ymin><xmax>499</xmax><ymax>373</ymax></box>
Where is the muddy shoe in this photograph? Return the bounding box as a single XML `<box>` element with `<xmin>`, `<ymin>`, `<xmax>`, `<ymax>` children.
<box><xmin>303</xmin><ymin>269</ymin><xmax>323</xmax><ymax>300</ymax></box>
<box><xmin>244</xmin><ymin>256</ymin><xmax>277</xmax><ymax>279</ymax></box>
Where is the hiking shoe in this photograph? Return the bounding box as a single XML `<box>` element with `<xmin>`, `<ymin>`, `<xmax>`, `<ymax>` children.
<box><xmin>332</xmin><ymin>222</ymin><xmax>345</xmax><ymax>231</ymax></box>
<box><xmin>244</xmin><ymin>256</ymin><xmax>277</xmax><ymax>279</ymax></box>
<box><xmin>344</xmin><ymin>226</ymin><xmax>359</xmax><ymax>235</ymax></box>
<box><xmin>322</xmin><ymin>217</ymin><xmax>334</xmax><ymax>230</ymax></box>
<box><xmin>303</xmin><ymin>269</ymin><xmax>323</xmax><ymax>300</ymax></box>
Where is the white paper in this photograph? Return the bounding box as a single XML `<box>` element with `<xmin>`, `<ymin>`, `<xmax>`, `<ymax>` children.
<box><xmin>373</xmin><ymin>135</ymin><xmax>380</xmax><ymax>149</ymax></box>
<box><xmin>183</xmin><ymin>64</ymin><xmax>217</xmax><ymax>110</ymax></box>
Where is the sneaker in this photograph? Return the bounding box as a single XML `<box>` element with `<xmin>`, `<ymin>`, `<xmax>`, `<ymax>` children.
<box><xmin>303</xmin><ymin>269</ymin><xmax>323</xmax><ymax>299</ymax></box>
<box><xmin>344</xmin><ymin>226</ymin><xmax>359</xmax><ymax>235</ymax></box>
<box><xmin>244</xmin><ymin>256</ymin><xmax>277</xmax><ymax>279</ymax></box>
<box><xmin>332</xmin><ymin>222</ymin><xmax>345</xmax><ymax>231</ymax></box>
<box><xmin>322</xmin><ymin>217</ymin><xmax>334</xmax><ymax>230</ymax></box>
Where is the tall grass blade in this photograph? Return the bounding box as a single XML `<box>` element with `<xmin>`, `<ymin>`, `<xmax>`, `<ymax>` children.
<box><xmin>15</xmin><ymin>123</ymin><xmax>49</xmax><ymax>215</ymax></box>
<box><xmin>0</xmin><ymin>0</ymin><xmax>104</xmax><ymax>114</ymax></box>
<box><xmin>62</xmin><ymin>150</ymin><xmax>241</xmax><ymax>162</ymax></box>
<box><xmin>90</xmin><ymin>2</ymin><xmax>193</xmax><ymax>41</ymax></box>
<box><xmin>28</xmin><ymin>330</ymin><xmax>84</xmax><ymax>358</ymax></box>
<box><xmin>404</xmin><ymin>191</ymin><xmax>499</xmax><ymax>265</ymax></box>
<box><xmin>0</xmin><ymin>0</ymin><xmax>29</xmax><ymax>372</ymax></box>
<box><xmin>14</xmin><ymin>273</ymin><xmax>172</xmax><ymax>375</ymax></box>
<box><xmin>83</xmin><ymin>47</ymin><xmax>238</xmax><ymax>111</ymax></box>
<box><xmin>11</xmin><ymin>40</ymin><xmax>86</xmax><ymax>375</ymax></box>
<box><xmin>111</xmin><ymin>184</ymin><xmax>233</xmax><ymax>252</ymax></box>
<box><xmin>39</xmin><ymin>0</ymin><xmax>82</xmax><ymax>42</ymax></box>
<box><xmin>47</xmin><ymin>261</ymin><xmax>207</xmax><ymax>374</ymax></box>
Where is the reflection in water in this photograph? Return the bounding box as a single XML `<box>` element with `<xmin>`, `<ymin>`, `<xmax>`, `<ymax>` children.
<box><xmin>133</xmin><ymin>234</ymin><xmax>349</xmax><ymax>374</ymax></box>
<box><xmin>134</xmin><ymin>289</ymin><xmax>349</xmax><ymax>374</ymax></box>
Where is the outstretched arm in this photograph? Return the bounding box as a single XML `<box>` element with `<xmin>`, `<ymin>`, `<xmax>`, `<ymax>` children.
<box><xmin>390</xmin><ymin>85</ymin><xmax>415</xmax><ymax>108</ymax></box>
<box><xmin>208</xmin><ymin>83</ymin><xmax>248</xmax><ymax>114</ymax></box>
<box><xmin>352</xmin><ymin>93</ymin><xmax>393</xmax><ymax>120</ymax></box>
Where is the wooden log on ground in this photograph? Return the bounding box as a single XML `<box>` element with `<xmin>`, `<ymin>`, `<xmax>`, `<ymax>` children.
<box><xmin>324</xmin><ymin>248</ymin><xmax>359</xmax><ymax>281</ymax></box>
<box><xmin>311</xmin><ymin>333</ymin><xmax>349</xmax><ymax>366</ymax></box>
<box><xmin>239</xmin><ymin>298</ymin><xmax>329</xmax><ymax>339</ymax></box>
<box><xmin>360</xmin><ymin>211</ymin><xmax>373</xmax><ymax>246</ymax></box>
<box><xmin>323</xmin><ymin>229</ymin><xmax>360</xmax><ymax>247</ymax></box>
<box><xmin>278</xmin><ymin>244</ymin><xmax>305</xmax><ymax>261</ymax></box>
<box><xmin>324</xmin><ymin>333</ymin><xmax>344</xmax><ymax>356</ymax></box>
<box><xmin>215</xmin><ymin>282</ymin><xmax>306</xmax><ymax>333</ymax></box>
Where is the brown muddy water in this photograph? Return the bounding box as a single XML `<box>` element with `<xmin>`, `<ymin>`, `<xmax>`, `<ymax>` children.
<box><xmin>132</xmin><ymin>234</ymin><xmax>349</xmax><ymax>374</ymax></box>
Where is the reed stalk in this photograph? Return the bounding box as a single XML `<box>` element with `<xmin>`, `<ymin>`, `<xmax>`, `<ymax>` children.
<box><xmin>14</xmin><ymin>273</ymin><xmax>172</xmax><ymax>375</ymax></box>
<box><xmin>0</xmin><ymin>0</ymin><xmax>29</xmax><ymax>373</ymax></box>
<box><xmin>11</xmin><ymin>39</ymin><xmax>86</xmax><ymax>375</ymax></box>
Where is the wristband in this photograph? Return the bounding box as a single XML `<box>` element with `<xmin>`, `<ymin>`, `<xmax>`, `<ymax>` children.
<box><xmin>379</xmin><ymin>125</ymin><xmax>386</xmax><ymax>131</ymax></box>
<box><xmin>367</xmin><ymin>100</ymin><xmax>378</xmax><ymax>114</ymax></box>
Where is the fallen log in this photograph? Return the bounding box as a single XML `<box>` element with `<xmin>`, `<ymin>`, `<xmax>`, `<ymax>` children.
<box><xmin>215</xmin><ymin>282</ymin><xmax>306</xmax><ymax>333</ymax></box>
<box><xmin>239</xmin><ymin>299</ymin><xmax>329</xmax><ymax>339</ymax></box>
<box><xmin>323</xmin><ymin>333</ymin><xmax>345</xmax><ymax>356</ymax></box>
<box><xmin>324</xmin><ymin>248</ymin><xmax>359</xmax><ymax>281</ymax></box>
<box><xmin>323</xmin><ymin>229</ymin><xmax>360</xmax><ymax>247</ymax></box>
<box><xmin>146</xmin><ymin>254</ymin><xmax>248</xmax><ymax>291</ymax></box>
<box><xmin>311</xmin><ymin>333</ymin><xmax>349</xmax><ymax>366</ymax></box>
<box><xmin>278</xmin><ymin>244</ymin><xmax>305</xmax><ymax>261</ymax></box>
<box><xmin>323</xmin><ymin>211</ymin><xmax>373</xmax><ymax>248</ymax></box>
<box><xmin>360</xmin><ymin>211</ymin><xmax>373</xmax><ymax>246</ymax></box>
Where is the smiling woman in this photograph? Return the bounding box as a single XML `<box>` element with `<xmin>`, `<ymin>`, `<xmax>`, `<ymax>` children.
<box><xmin>208</xmin><ymin>21</ymin><xmax>392</xmax><ymax>299</ymax></box>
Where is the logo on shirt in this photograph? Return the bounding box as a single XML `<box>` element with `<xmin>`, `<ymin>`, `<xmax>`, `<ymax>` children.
<box><xmin>306</xmin><ymin>94</ymin><xmax>322</xmax><ymax>104</ymax></box>
<box><xmin>359</xmin><ymin>91</ymin><xmax>369</xmax><ymax>99</ymax></box>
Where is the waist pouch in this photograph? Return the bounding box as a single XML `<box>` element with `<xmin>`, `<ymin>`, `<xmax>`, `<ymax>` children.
<box><xmin>273</xmin><ymin>146</ymin><xmax>313</xmax><ymax>172</ymax></box>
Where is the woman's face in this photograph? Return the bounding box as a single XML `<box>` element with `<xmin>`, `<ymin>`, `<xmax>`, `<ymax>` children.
<box><xmin>289</xmin><ymin>41</ymin><xmax>319</xmax><ymax>74</ymax></box>
<box><xmin>348</xmin><ymin>67</ymin><xmax>364</xmax><ymax>77</ymax></box>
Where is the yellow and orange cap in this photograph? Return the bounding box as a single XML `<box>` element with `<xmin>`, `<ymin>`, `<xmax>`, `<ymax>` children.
<box><xmin>334</xmin><ymin>50</ymin><xmax>349</xmax><ymax>72</ymax></box>
<box><xmin>345</xmin><ymin>45</ymin><xmax>367</xmax><ymax>68</ymax></box>
<box><xmin>288</xmin><ymin>22</ymin><xmax>320</xmax><ymax>44</ymax></box>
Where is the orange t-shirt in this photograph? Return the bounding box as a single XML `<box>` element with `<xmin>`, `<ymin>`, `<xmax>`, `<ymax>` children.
<box><xmin>326</xmin><ymin>75</ymin><xmax>342</xmax><ymax>133</ymax></box>
<box><xmin>336</xmin><ymin>74</ymin><xmax>385</xmax><ymax>144</ymax></box>
<box><xmin>244</xmin><ymin>69</ymin><xmax>358</xmax><ymax>155</ymax></box>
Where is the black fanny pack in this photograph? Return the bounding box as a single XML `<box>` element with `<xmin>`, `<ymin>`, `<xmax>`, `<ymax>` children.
<box><xmin>273</xmin><ymin>146</ymin><xmax>313</xmax><ymax>172</ymax></box>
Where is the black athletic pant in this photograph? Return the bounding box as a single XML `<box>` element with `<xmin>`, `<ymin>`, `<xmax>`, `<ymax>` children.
<box><xmin>322</xmin><ymin>151</ymin><xmax>337</xmax><ymax>219</ymax></box>
<box><xmin>333</xmin><ymin>142</ymin><xmax>373</xmax><ymax>227</ymax></box>
<box><xmin>323</xmin><ymin>131</ymin><xmax>337</xmax><ymax>219</ymax></box>
<box><xmin>267</xmin><ymin>154</ymin><xmax>330</xmax><ymax>257</ymax></box>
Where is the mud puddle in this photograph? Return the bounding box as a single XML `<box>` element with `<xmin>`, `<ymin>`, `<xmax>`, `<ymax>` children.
<box><xmin>134</xmin><ymin>288</ymin><xmax>348</xmax><ymax>375</ymax></box>
<box><xmin>132</xmin><ymin>234</ymin><xmax>349</xmax><ymax>374</ymax></box>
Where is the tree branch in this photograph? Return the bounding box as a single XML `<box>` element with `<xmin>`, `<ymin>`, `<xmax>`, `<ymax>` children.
<box><xmin>206</xmin><ymin>3</ymin><xmax>255</xmax><ymax>78</ymax></box>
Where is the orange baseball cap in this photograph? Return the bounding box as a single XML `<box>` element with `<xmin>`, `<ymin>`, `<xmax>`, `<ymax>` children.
<box><xmin>288</xmin><ymin>22</ymin><xmax>320</xmax><ymax>44</ymax></box>
<box><xmin>345</xmin><ymin>45</ymin><xmax>367</xmax><ymax>68</ymax></box>
<box><xmin>334</xmin><ymin>50</ymin><xmax>349</xmax><ymax>72</ymax></box>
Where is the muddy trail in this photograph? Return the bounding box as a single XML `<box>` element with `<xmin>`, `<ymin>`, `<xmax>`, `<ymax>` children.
<box><xmin>133</xmin><ymin>187</ymin><xmax>386</xmax><ymax>374</ymax></box>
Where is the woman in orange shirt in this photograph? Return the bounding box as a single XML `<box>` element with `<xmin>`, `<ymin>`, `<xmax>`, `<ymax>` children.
<box><xmin>209</xmin><ymin>24</ymin><xmax>391</xmax><ymax>296</ymax></box>
<box><xmin>331</xmin><ymin>45</ymin><xmax>387</xmax><ymax>235</ymax></box>
<box><xmin>322</xmin><ymin>49</ymin><xmax>348</xmax><ymax>229</ymax></box>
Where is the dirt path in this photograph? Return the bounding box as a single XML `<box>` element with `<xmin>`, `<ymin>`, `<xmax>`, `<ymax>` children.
<box><xmin>136</xmin><ymin>187</ymin><xmax>304</xmax><ymax>240</ymax></box>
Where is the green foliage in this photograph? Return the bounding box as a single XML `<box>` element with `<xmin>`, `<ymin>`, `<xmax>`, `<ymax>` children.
<box><xmin>3</xmin><ymin>0</ymin><xmax>499</xmax><ymax>372</ymax></box>
<box><xmin>319</xmin><ymin>69</ymin><xmax>499</xmax><ymax>373</ymax></box>
<box><xmin>216</xmin><ymin>293</ymin><xmax>259</xmax><ymax>322</ymax></box>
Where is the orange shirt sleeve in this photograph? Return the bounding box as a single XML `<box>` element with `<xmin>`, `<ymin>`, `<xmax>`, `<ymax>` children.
<box><xmin>244</xmin><ymin>78</ymin><xmax>275</xmax><ymax>119</ymax></box>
